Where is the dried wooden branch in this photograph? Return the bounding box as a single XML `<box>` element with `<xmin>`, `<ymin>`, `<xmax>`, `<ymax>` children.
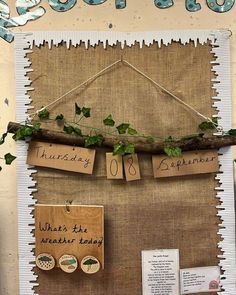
<box><xmin>7</xmin><ymin>121</ymin><xmax>236</xmax><ymax>154</ymax></box>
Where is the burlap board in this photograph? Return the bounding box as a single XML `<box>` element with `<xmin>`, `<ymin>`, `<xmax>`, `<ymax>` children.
<box><xmin>27</xmin><ymin>41</ymin><xmax>220</xmax><ymax>295</ymax></box>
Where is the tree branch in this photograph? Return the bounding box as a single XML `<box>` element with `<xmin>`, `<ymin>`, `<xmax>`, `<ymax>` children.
<box><xmin>7</xmin><ymin>122</ymin><xmax>236</xmax><ymax>154</ymax></box>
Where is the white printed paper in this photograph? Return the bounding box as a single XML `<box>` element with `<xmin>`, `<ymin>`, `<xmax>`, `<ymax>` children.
<box><xmin>180</xmin><ymin>266</ymin><xmax>220</xmax><ymax>294</ymax></box>
<box><xmin>142</xmin><ymin>249</ymin><xmax>180</xmax><ymax>295</ymax></box>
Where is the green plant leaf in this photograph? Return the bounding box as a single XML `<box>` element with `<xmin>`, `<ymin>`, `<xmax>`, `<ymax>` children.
<box><xmin>124</xmin><ymin>143</ymin><xmax>135</xmax><ymax>154</ymax></box>
<box><xmin>38</xmin><ymin>107</ymin><xmax>49</xmax><ymax>119</ymax></box>
<box><xmin>198</xmin><ymin>118</ymin><xmax>218</xmax><ymax>131</ymax></box>
<box><xmin>33</xmin><ymin>123</ymin><xmax>41</xmax><ymax>131</ymax></box>
<box><xmin>12</xmin><ymin>125</ymin><xmax>37</xmax><ymax>141</ymax></box>
<box><xmin>55</xmin><ymin>114</ymin><xmax>64</xmax><ymax>121</ymax></box>
<box><xmin>116</xmin><ymin>123</ymin><xmax>130</xmax><ymax>134</ymax></box>
<box><xmin>0</xmin><ymin>132</ymin><xmax>7</xmax><ymax>145</ymax></box>
<box><xmin>82</xmin><ymin>107</ymin><xmax>91</xmax><ymax>118</ymax></box>
<box><xmin>63</xmin><ymin>125</ymin><xmax>74</xmax><ymax>134</ymax></box>
<box><xmin>4</xmin><ymin>153</ymin><xmax>16</xmax><ymax>165</ymax></box>
<box><xmin>84</xmin><ymin>134</ymin><xmax>104</xmax><ymax>147</ymax></box>
<box><xmin>103</xmin><ymin>114</ymin><xmax>115</xmax><ymax>126</ymax></box>
<box><xmin>73</xmin><ymin>127</ymin><xmax>82</xmax><ymax>136</ymax></box>
<box><xmin>128</xmin><ymin>127</ymin><xmax>138</xmax><ymax>135</ymax></box>
<box><xmin>228</xmin><ymin>129</ymin><xmax>236</xmax><ymax>136</ymax></box>
<box><xmin>75</xmin><ymin>103</ymin><xmax>81</xmax><ymax>115</ymax></box>
<box><xmin>146</xmin><ymin>136</ymin><xmax>155</xmax><ymax>144</ymax></box>
<box><xmin>113</xmin><ymin>143</ymin><xmax>125</xmax><ymax>156</ymax></box>
<box><xmin>164</xmin><ymin>147</ymin><xmax>182</xmax><ymax>157</ymax></box>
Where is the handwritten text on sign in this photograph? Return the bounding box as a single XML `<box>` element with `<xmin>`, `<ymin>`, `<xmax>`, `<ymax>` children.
<box><xmin>35</xmin><ymin>204</ymin><xmax>104</xmax><ymax>268</ymax></box>
<box><xmin>152</xmin><ymin>150</ymin><xmax>219</xmax><ymax>178</ymax></box>
<box><xmin>27</xmin><ymin>141</ymin><xmax>96</xmax><ymax>174</ymax></box>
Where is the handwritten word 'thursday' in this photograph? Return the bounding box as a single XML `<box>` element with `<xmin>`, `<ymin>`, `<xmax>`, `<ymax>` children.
<box><xmin>0</xmin><ymin>1</ymin><xmax>235</xmax><ymax>42</ymax></box>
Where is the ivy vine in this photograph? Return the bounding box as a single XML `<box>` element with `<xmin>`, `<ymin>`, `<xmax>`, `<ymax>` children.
<box><xmin>1</xmin><ymin>103</ymin><xmax>236</xmax><ymax>172</ymax></box>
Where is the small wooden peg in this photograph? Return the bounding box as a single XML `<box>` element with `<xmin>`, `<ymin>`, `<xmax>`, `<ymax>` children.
<box><xmin>36</xmin><ymin>253</ymin><xmax>55</xmax><ymax>271</ymax></box>
<box><xmin>59</xmin><ymin>254</ymin><xmax>78</xmax><ymax>273</ymax></box>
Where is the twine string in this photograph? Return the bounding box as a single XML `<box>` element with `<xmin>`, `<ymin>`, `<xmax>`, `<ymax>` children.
<box><xmin>28</xmin><ymin>58</ymin><xmax>219</xmax><ymax>130</ymax></box>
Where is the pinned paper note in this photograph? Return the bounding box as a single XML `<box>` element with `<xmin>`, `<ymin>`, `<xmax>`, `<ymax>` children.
<box><xmin>106</xmin><ymin>153</ymin><xmax>123</xmax><ymax>179</ymax></box>
<box><xmin>180</xmin><ymin>266</ymin><xmax>220</xmax><ymax>294</ymax></box>
<box><xmin>35</xmin><ymin>204</ymin><xmax>104</xmax><ymax>269</ymax></box>
<box><xmin>27</xmin><ymin>141</ymin><xmax>96</xmax><ymax>174</ymax></box>
<box><xmin>142</xmin><ymin>249</ymin><xmax>180</xmax><ymax>295</ymax></box>
<box><xmin>152</xmin><ymin>150</ymin><xmax>219</xmax><ymax>178</ymax></box>
<box><xmin>123</xmin><ymin>154</ymin><xmax>141</xmax><ymax>181</ymax></box>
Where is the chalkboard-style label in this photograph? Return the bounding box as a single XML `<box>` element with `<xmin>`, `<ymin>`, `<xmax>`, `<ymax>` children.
<box><xmin>123</xmin><ymin>154</ymin><xmax>141</xmax><ymax>181</ymax></box>
<box><xmin>27</xmin><ymin>141</ymin><xmax>96</xmax><ymax>174</ymax></box>
<box><xmin>152</xmin><ymin>150</ymin><xmax>219</xmax><ymax>178</ymax></box>
<box><xmin>106</xmin><ymin>153</ymin><xmax>123</xmax><ymax>179</ymax></box>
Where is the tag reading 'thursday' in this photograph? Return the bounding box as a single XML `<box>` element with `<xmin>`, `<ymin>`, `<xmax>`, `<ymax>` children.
<box><xmin>180</xmin><ymin>266</ymin><xmax>220</xmax><ymax>294</ymax></box>
<box><xmin>152</xmin><ymin>150</ymin><xmax>219</xmax><ymax>178</ymax></box>
<box><xmin>142</xmin><ymin>249</ymin><xmax>180</xmax><ymax>295</ymax></box>
<box><xmin>27</xmin><ymin>141</ymin><xmax>96</xmax><ymax>174</ymax></box>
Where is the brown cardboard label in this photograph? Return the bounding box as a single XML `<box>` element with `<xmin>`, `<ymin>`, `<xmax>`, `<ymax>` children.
<box><xmin>123</xmin><ymin>154</ymin><xmax>141</xmax><ymax>181</ymax></box>
<box><xmin>106</xmin><ymin>153</ymin><xmax>123</xmax><ymax>179</ymax></box>
<box><xmin>27</xmin><ymin>141</ymin><xmax>96</xmax><ymax>174</ymax></box>
<box><xmin>35</xmin><ymin>204</ymin><xmax>104</xmax><ymax>269</ymax></box>
<box><xmin>152</xmin><ymin>150</ymin><xmax>219</xmax><ymax>178</ymax></box>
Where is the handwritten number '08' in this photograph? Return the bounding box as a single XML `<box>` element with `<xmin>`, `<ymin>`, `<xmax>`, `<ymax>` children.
<box><xmin>127</xmin><ymin>156</ymin><xmax>136</xmax><ymax>176</ymax></box>
<box><xmin>110</xmin><ymin>159</ymin><xmax>118</xmax><ymax>176</ymax></box>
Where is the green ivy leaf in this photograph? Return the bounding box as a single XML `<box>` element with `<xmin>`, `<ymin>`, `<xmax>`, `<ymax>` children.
<box><xmin>4</xmin><ymin>153</ymin><xmax>16</xmax><ymax>165</ymax></box>
<box><xmin>55</xmin><ymin>114</ymin><xmax>64</xmax><ymax>121</ymax></box>
<box><xmin>128</xmin><ymin>127</ymin><xmax>138</xmax><ymax>135</ymax></box>
<box><xmin>116</xmin><ymin>123</ymin><xmax>130</xmax><ymax>134</ymax></box>
<box><xmin>164</xmin><ymin>147</ymin><xmax>182</xmax><ymax>157</ymax></box>
<box><xmin>38</xmin><ymin>107</ymin><xmax>49</xmax><ymax>119</ymax></box>
<box><xmin>198</xmin><ymin>118</ymin><xmax>218</xmax><ymax>131</ymax></box>
<box><xmin>84</xmin><ymin>134</ymin><xmax>104</xmax><ymax>147</ymax></box>
<box><xmin>124</xmin><ymin>143</ymin><xmax>135</xmax><ymax>154</ymax></box>
<box><xmin>113</xmin><ymin>143</ymin><xmax>125</xmax><ymax>155</ymax></box>
<box><xmin>33</xmin><ymin>123</ymin><xmax>41</xmax><ymax>131</ymax></box>
<box><xmin>75</xmin><ymin>103</ymin><xmax>81</xmax><ymax>115</ymax></box>
<box><xmin>103</xmin><ymin>114</ymin><xmax>115</xmax><ymax>127</ymax></box>
<box><xmin>146</xmin><ymin>136</ymin><xmax>155</xmax><ymax>144</ymax></box>
<box><xmin>73</xmin><ymin>127</ymin><xmax>82</xmax><ymax>136</ymax></box>
<box><xmin>82</xmin><ymin>107</ymin><xmax>91</xmax><ymax>118</ymax></box>
<box><xmin>0</xmin><ymin>132</ymin><xmax>7</xmax><ymax>145</ymax></box>
<box><xmin>63</xmin><ymin>125</ymin><xmax>74</xmax><ymax>134</ymax></box>
<box><xmin>228</xmin><ymin>129</ymin><xmax>236</xmax><ymax>136</ymax></box>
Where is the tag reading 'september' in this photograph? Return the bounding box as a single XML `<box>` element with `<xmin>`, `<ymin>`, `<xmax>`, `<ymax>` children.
<box><xmin>152</xmin><ymin>150</ymin><xmax>219</xmax><ymax>178</ymax></box>
<box><xmin>27</xmin><ymin>141</ymin><xmax>96</xmax><ymax>174</ymax></box>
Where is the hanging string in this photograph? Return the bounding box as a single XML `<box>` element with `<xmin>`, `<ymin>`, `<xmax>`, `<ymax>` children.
<box><xmin>28</xmin><ymin>58</ymin><xmax>219</xmax><ymax>130</ymax></box>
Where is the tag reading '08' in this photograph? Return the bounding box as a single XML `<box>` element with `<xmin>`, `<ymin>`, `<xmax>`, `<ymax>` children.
<box><xmin>27</xmin><ymin>141</ymin><xmax>96</xmax><ymax>174</ymax></box>
<box><xmin>142</xmin><ymin>249</ymin><xmax>180</xmax><ymax>295</ymax></box>
<box><xmin>152</xmin><ymin>150</ymin><xmax>219</xmax><ymax>178</ymax></box>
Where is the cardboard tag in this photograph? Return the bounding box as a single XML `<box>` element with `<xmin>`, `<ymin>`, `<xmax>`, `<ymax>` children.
<box><xmin>35</xmin><ymin>204</ymin><xmax>104</xmax><ymax>269</ymax></box>
<box><xmin>142</xmin><ymin>249</ymin><xmax>180</xmax><ymax>295</ymax></box>
<box><xmin>106</xmin><ymin>153</ymin><xmax>123</xmax><ymax>179</ymax></box>
<box><xmin>180</xmin><ymin>266</ymin><xmax>220</xmax><ymax>294</ymax></box>
<box><xmin>152</xmin><ymin>150</ymin><xmax>219</xmax><ymax>178</ymax></box>
<box><xmin>123</xmin><ymin>154</ymin><xmax>141</xmax><ymax>181</ymax></box>
<box><xmin>27</xmin><ymin>141</ymin><xmax>96</xmax><ymax>174</ymax></box>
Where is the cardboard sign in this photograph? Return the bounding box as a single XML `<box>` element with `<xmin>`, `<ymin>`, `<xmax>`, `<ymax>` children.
<box><xmin>35</xmin><ymin>204</ymin><xmax>104</xmax><ymax>268</ymax></box>
<box><xmin>123</xmin><ymin>154</ymin><xmax>141</xmax><ymax>181</ymax></box>
<box><xmin>27</xmin><ymin>141</ymin><xmax>96</xmax><ymax>174</ymax></box>
<box><xmin>180</xmin><ymin>266</ymin><xmax>221</xmax><ymax>294</ymax></box>
<box><xmin>142</xmin><ymin>249</ymin><xmax>180</xmax><ymax>295</ymax></box>
<box><xmin>152</xmin><ymin>150</ymin><xmax>219</xmax><ymax>178</ymax></box>
<box><xmin>106</xmin><ymin>153</ymin><xmax>123</xmax><ymax>179</ymax></box>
